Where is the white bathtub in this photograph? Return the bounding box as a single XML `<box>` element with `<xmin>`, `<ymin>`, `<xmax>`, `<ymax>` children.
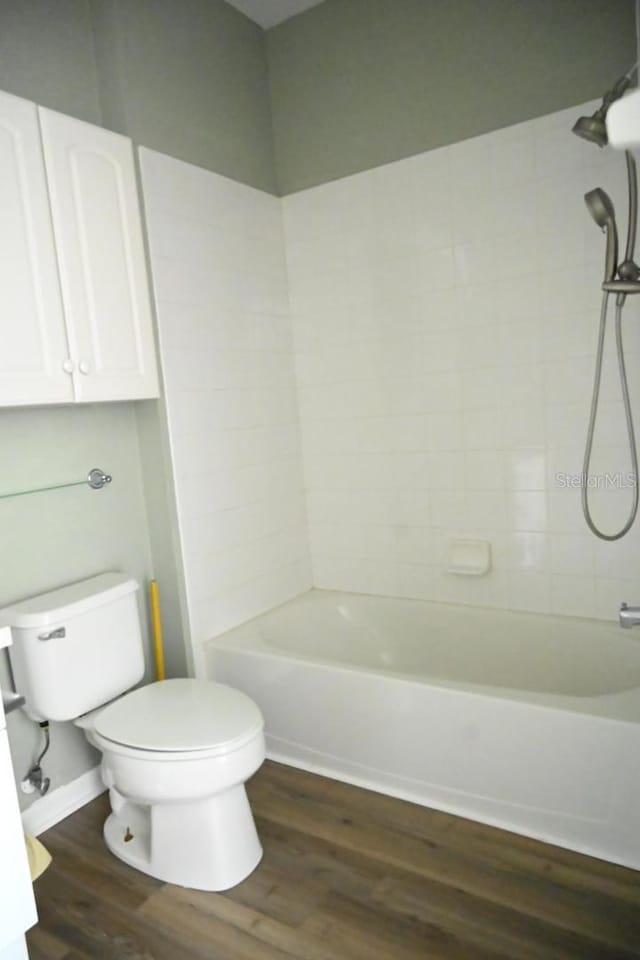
<box><xmin>205</xmin><ymin>589</ymin><xmax>640</xmax><ymax>870</ymax></box>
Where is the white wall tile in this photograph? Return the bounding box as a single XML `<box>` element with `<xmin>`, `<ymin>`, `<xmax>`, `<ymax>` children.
<box><xmin>549</xmin><ymin>533</ymin><xmax>595</xmax><ymax>577</ymax></box>
<box><xmin>141</xmin><ymin>149</ymin><xmax>312</xmax><ymax>647</ymax></box>
<box><xmin>507</xmin><ymin>532</ymin><xmax>549</xmax><ymax>573</ymax></box>
<box><xmin>397</xmin><ymin>563</ymin><xmax>436</xmax><ymax>601</ymax></box>
<box><xmin>429</xmin><ymin>491</ymin><xmax>465</xmax><ymax>527</ymax></box>
<box><xmin>144</xmin><ymin>102</ymin><xmax>640</xmax><ymax>636</ymax></box>
<box><xmin>282</xmin><ymin>103</ymin><xmax>638</xmax><ymax>620</ymax></box>
<box><xmin>550</xmin><ymin>574</ymin><xmax>596</xmax><ymax>618</ymax></box>
<box><xmin>463</xmin><ymin>409</ymin><xmax>503</xmax><ymax>450</ymax></box>
<box><xmin>466</xmin><ymin>491</ymin><xmax>508</xmax><ymax>531</ymax></box>
<box><xmin>465</xmin><ymin>451</ymin><xmax>505</xmax><ymax>491</ymax></box>
<box><xmin>510</xmin><ymin>491</ymin><xmax>548</xmax><ymax>532</ymax></box>
<box><xmin>507</xmin><ymin>572</ymin><xmax>551</xmax><ymax>613</ymax></box>
<box><xmin>505</xmin><ymin>450</ymin><xmax>547</xmax><ymax>491</ymax></box>
<box><xmin>462</xmin><ymin>368</ymin><xmax>504</xmax><ymax>409</ymax></box>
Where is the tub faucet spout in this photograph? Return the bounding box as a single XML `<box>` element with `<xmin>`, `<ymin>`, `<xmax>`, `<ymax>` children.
<box><xmin>619</xmin><ymin>602</ymin><xmax>640</xmax><ymax>628</ymax></box>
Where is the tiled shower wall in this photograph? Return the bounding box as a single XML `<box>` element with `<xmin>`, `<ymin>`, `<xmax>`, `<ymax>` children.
<box><xmin>140</xmin><ymin>100</ymin><xmax>640</xmax><ymax>641</ymax></box>
<box><xmin>283</xmin><ymin>101</ymin><xmax>640</xmax><ymax>620</ymax></box>
<box><xmin>140</xmin><ymin>149</ymin><xmax>312</xmax><ymax>646</ymax></box>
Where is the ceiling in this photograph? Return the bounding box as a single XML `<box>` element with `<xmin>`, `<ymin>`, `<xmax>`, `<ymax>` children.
<box><xmin>225</xmin><ymin>0</ymin><xmax>325</xmax><ymax>29</ymax></box>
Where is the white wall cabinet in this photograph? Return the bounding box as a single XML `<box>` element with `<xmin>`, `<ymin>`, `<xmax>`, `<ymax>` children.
<box><xmin>0</xmin><ymin>90</ymin><xmax>159</xmax><ymax>406</ymax></box>
<box><xmin>39</xmin><ymin>108</ymin><xmax>159</xmax><ymax>402</ymax></box>
<box><xmin>0</xmin><ymin>91</ymin><xmax>71</xmax><ymax>406</ymax></box>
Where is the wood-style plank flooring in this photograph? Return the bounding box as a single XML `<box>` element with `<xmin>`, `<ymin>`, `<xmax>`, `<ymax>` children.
<box><xmin>27</xmin><ymin>760</ymin><xmax>640</xmax><ymax>959</ymax></box>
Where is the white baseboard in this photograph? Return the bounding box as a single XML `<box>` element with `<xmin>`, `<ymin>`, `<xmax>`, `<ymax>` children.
<box><xmin>21</xmin><ymin>766</ymin><xmax>106</xmax><ymax>837</ymax></box>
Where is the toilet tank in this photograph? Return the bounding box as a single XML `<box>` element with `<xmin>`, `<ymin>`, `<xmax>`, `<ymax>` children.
<box><xmin>1</xmin><ymin>573</ymin><xmax>145</xmax><ymax>722</ymax></box>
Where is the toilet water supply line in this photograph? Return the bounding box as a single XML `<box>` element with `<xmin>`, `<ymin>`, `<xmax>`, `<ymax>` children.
<box><xmin>23</xmin><ymin>721</ymin><xmax>51</xmax><ymax>796</ymax></box>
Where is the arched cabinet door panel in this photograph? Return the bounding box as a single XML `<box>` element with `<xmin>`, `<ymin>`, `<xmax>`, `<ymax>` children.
<box><xmin>38</xmin><ymin>107</ymin><xmax>159</xmax><ymax>402</ymax></box>
<box><xmin>0</xmin><ymin>91</ymin><xmax>72</xmax><ymax>405</ymax></box>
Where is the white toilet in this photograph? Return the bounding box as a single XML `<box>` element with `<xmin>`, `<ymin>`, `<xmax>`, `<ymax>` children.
<box><xmin>2</xmin><ymin>572</ymin><xmax>265</xmax><ymax>892</ymax></box>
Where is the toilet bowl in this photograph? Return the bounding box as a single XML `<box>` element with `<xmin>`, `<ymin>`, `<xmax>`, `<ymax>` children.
<box><xmin>76</xmin><ymin>678</ymin><xmax>265</xmax><ymax>891</ymax></box>
<box><xmin>2</xmin><ymin>573</ymin><xmax>266</xmax><ymax>892</ymax></box>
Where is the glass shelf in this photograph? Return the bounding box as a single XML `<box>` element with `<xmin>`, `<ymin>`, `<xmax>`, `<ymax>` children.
<box><xmin>0</xmin><ymin>468</ymin><xmax>112</xmax><ymax>501</ymax></box>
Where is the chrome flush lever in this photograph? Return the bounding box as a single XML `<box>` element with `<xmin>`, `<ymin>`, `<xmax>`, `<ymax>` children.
<box><xmin>38</xmin><ymin>627</ymin><xmax>66</xmax><ymax>641</ymax></box>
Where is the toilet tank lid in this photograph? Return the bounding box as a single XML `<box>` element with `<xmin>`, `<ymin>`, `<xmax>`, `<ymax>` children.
<box><xmin>0</xmin><ymin>573</ymin><xmax>138</xmax><ymax>628</ymax></box>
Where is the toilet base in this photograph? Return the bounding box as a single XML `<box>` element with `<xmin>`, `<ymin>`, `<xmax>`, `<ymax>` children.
<box><xmin>103</xmin><ymin>784</ymin><xmax>262</xmax><ymax>891</ymax></box>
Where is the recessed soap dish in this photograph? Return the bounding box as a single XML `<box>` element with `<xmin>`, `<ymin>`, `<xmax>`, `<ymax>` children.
<box><xmin>447</xmin><ymin>538</ymin><xmax>491</xmax><ymax>576</ymax></box>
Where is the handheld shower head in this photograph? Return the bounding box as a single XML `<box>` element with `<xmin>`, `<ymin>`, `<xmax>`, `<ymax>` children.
<box><xmin>585</xmin><ymin>187</ymin><xmax>616</xmax><ymax>228</ymax></box>
<box><xmin>585</xmin><ymin>187</ymin><xmax>618</xmax><ymax>281</ymax></box>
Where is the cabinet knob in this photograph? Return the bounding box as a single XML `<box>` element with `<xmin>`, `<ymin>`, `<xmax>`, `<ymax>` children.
<box><xmin>79</xmin><ymin>361</ymin><xmax>91</xmax><ymax>375</ymax></box>
<box><xmin>62</xmin><ymin>359</ymin><xmax>75</xmax><ymax>374</ymax></box>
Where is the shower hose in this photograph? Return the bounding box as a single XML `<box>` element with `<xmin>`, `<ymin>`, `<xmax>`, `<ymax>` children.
<box><xmin>582</xmin><ymin>291</ymin><xmax>639</xmax><ymax>540</ymax></box>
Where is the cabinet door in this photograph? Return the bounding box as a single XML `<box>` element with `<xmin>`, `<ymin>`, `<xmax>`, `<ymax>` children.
<box><xmin>38</xmin><ymin>108</ymin><xmax>159</xmax><ymax>402</ymax></box>
<box><xmin>0</xmin><ymin>91</ymin><xmax>72</xmax><ymax>405</ymax></box>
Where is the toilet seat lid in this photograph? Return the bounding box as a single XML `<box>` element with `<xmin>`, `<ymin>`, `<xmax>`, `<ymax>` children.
<box><xmin>93</xmin><ymin>679</ymin><xmax>263</xmax><ymax>752</ymax></box>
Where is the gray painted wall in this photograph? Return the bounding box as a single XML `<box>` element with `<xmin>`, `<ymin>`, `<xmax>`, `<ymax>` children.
<box><xmin>91</xmin><ymin>0</ymin><xmax>277</xmax><ymax>193</ymax></box>
<box><xmin>0</xmin><ymin>405</ymin><xmax>155</xmax><ymax>805</ymax></box>
<box><xmin>1</xmin><ymin>1</ymin><xmax>634</xmax><ymax>198</ymax></box>
<box><xmin>0</xmin><ymin>0</ymin><xmax>101</xmax><ymax>123</ymax></box>
<box><xmin>0</xmin><ymin>0</ymin><xmax>277</xmax><ymax>191</ymax></box>
<box><xmin>267</xmin><ymin>0</ymin><xmax>637</xmax><ymax>194</ymax></box>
